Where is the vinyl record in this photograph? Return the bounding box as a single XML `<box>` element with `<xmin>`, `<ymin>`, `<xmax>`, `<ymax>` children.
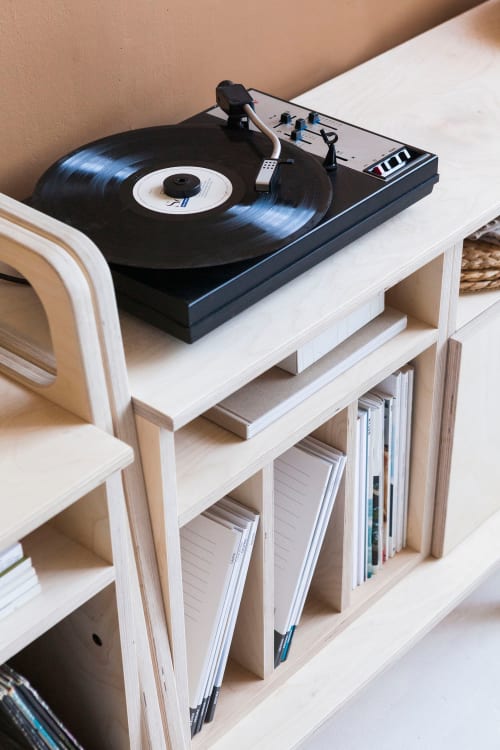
<box><xmin>31</xmin><ymin>124</ymin><xmax>333</xmax><ymax>268</ymax></box>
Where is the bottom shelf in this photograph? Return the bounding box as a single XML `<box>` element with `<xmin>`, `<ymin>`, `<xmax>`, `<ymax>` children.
<box><xmin>11</xmin><ymin>584</ymin><xmax>129</xmax><ymax>750</ymax></box>
<box><xmin>195</xmin><ymin>513</ymin><xmax>500</xmax><ymax>749</ymax></box>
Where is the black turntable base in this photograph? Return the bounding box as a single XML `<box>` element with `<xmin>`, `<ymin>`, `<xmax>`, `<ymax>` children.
<box><xmin>31</xmin><ymin>83</ymin><xmax>439</xmax><ymax>342</ymax></box>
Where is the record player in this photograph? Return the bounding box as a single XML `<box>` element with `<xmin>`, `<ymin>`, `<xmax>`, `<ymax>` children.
<box><xmin>31</xmin><ymin>81</ymin><xmax>439</xmax><ymax>342</ymax></box>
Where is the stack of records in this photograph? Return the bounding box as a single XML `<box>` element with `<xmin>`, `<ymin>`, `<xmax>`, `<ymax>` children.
<box><xmin>274</xmin><ymin>437</ymin><xmax>346</xmax><ymax>666</ymax></box>
<box><xmin>181</xmin><ymin>497</ymin><xmax>259</xmax><ymax>737</ymax></box>
<box><xmin>0</xmin><ymin>543</ymin><xmax>40</xmax><ymax>621</ymax></box>
<box><xmin>0</xmin><ymin>664</ymin><xmax>83</xmax><ymax>749</ymax></box>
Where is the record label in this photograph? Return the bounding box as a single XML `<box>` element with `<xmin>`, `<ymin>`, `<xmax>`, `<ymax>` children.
<box><xmin>132</xmin><ymin>166</ymin><xmax>233</xmax><ymax>215</ymax></box>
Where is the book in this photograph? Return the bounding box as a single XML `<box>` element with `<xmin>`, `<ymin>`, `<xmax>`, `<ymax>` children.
<box><xmin>205</xmin><ymin>307</ymin><xmax>407</xmax><ymax>439</ymax></box>
<box><xmin>0</xmin><ymin>544</ymin><xmax>23</xmax><ymax>576</ymax></box>
<box><xmin>0</xmin><ymin>558</ymin><xmax>33</xmax><ymax>598</ymax></box>
<box><xmin>352</xmin><ymin>415</ymin><xmax>361</xmax><ymax>589</ymax></box>
<box><xmin>0</xmin><ymin>582</ymin><xmax>42</xmax><ymax>622</ymax></box>
<box><xmin>374</xmin><ymin>365</ymin><xmax>415</xmax><ymax>558</ymax></box>
<box><xmin>0</xmin><ymin>551</ymin><xmax>40</xmax><ymax>621</ymax></box>
<box><xmin>181</xmin><ymin>512</ymin><xmax>241</xmax><ymax>733</ymax></box>
<box><xmin>0</xmin><ymin>572</ymin><xmax>39</xmax><ymax>613</ymax></box>
<box><xmin>274</xmin><ymin>438</ymin><xmax>346</xmax><ymax>663</ymax></box>
<box><xmin>359</xmin><ymin>394</ymin><xmax>385</xmax><ymax>574</ymax></box>
<box><xmin>285</xmin><ymin>438</ymin><xmax>346</xmax><ymax>637</ymax></box>
<box><xmin>356</xmin><ymin>407</ymin><xmax>368</xmax><ymax>585</ymax></box>
<box><xmin>181</xmin><ymin>498</ymin><xmax>259</xmax><ymax>735</ymax></box>
<box><xmin>276</xmin><ymin>292</ymin><xmax>384</xmax><ymax>374</ymax></box>
<box><xmin>352</xmin><ymin>368</ymin><xmax>414</xmax><ymax>585</ymax></box>
<box><xmin>203</xmin><ymin>499</ymin><xmax>259</xmax><ymax>725</ymax></box>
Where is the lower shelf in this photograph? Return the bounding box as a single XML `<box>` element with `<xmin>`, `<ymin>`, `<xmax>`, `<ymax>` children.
<box><xmin>194</xmin><ymin>512</ymin><xmax>500</xmax><ymax>749</ymax></box>
<box><xmin>0</xmin><ymin>524</ymin><xmax>115</xmax><ymax>663</ymax></box>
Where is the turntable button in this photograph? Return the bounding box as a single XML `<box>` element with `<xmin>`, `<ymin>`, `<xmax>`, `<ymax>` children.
<box><xmin>295</xmin><ymin>117</ymin><xmax>307</xmax><ymax>131</ymax></box>
<box><xmin>308</xmin><ymin>111</ymin><xmax>320</xmax><ymax>124</ymax></box>
<box><xmin>280</xmin><ymin>111</ymin><xmax>292</xmax><ymax>124</ymax></box>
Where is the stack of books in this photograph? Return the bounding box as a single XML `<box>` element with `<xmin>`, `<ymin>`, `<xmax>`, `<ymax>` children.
<box><xmin>353</xmin><ymin>365</ymin><xmax>414</xmax><ymax>587</ymax></box>
<box><xmin>274</xmin><ymin>437</ymin><xmax>346</xmax><ymax>666</ymax></box>
<box><xmin>181</xmin><ymin>497</ymin><xmax>259</xmax><ymax>737</ymax></box>
<box><xmin>0</xmin><ymin>543</ymin><xmax>40</xmax><ymax>621</ymax></box>
<box><xmin>0</xmin><ymin>663</ymin><xmax>83</xmax><ymax>749</ymax></box>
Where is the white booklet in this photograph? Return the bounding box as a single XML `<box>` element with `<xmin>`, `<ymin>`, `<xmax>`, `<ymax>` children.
<box><xmin>205</xmin><ymin>307</ymin><xmax>407</xmax><ymax>439</ymax></box>
<box><xmin>181</xmin><ymin>498</ymin><xmax>259</xmax><ymax>736</ymax></box>
<box><xmin>181</xmin><ymin>513</ymin><xmax>241</xmax><ymax>726</ymax></box>
<box><xmin>274</xmin><ymin>438</ymin><xmax>346</xmax><ymax>665</ymax></box>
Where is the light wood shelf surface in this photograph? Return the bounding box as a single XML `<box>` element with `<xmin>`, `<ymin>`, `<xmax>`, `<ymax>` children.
<box><xmin>0</xmin><ymin>373</ymin><xmax>133</xmax><ymax>549</ymax></box>
<box><xmin>201</xmin><ymin>511</ymin><xmax>500</xmax><ymax>750</ymax></box>
<box><xmin>0</xmin><ymin>524</ymin><xmax>115</xmax><ymax>665</ymax></box>
<box><xmin>175</xmin><ymin>317</ymin><xmax>437</xmax><ymax>525</ymax></box>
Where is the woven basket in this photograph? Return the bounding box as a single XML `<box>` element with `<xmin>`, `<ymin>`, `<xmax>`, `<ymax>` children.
<box><xmin>460</xmin><ymin>239</ymin><xmax>500</xmax><ymax>292</ymax></box>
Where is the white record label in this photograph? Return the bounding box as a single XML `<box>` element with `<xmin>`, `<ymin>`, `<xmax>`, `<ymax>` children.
<box><xmin>132</xmin><ymin>166</ymin><xmax>233</xmax><ymax>214</ymax></box>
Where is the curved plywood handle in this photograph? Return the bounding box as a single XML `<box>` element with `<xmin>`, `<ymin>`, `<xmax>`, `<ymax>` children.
<box><xmin>0</xmin><ymin>217</ymin><xmax>111</xmax><ymax>428</ymax></box>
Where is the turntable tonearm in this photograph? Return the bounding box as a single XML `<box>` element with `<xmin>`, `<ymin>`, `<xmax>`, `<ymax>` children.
<box><xmin>31</xmin><ymin>81</ymin><xmax>439</xmax><ymax>342</ymax></box>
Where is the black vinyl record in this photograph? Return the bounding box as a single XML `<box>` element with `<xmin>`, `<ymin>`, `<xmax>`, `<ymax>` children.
<box><xmin>31</xmin><ymin>124</ymin><xmax>333</xmax><ymax>269</ymax></box>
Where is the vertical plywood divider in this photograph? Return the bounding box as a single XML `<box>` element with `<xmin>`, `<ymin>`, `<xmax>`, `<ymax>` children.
<box><xmin>386</xmin><ymin>253</ymin><xmax>444</xmax><ymax>328</ymax></box>
<box><xmin>404</xmin><ymin>344</ymin><xmax>437</xmax><ymax>553</ymax></box>
<box><xmin>134</xmin><ymin>415</ymin><xmax>191</xmax><ymax>723</ymax></box>
<box><xmin>310</xmin><ymin>403</ymin><xmax>356</xmax><ymax>612</ymax></box>
<box><xmin>230</xmin><ymin>464</ymin><xmax>275</xmax><ymax>679</ymax></box>
<box><xmin>433</xmin><ymin>302</ymin><xmax>500</xmax><ymax>557</ymax></box>
<box><xmin>387</xmin><ymin>246</ymin><xmax>460</xmax><ymax>557</ymax></box>
<box><xmin>53</xmin><ymin>484</ymin><xmax>113</xmax><ymax>563</ymax></box>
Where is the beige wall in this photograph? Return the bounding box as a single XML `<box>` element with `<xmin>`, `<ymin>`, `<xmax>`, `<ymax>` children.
<box><xmin>0</xmin><ymin>0</ymin><xmax>481</xmax><ymax>200</ymax></box>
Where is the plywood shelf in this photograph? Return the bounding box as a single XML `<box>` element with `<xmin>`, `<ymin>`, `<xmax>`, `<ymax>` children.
<box><xmin>195</xmin><ymin>512</ymin><xmax>500</xmax><ymax>749</ymax></box>
<box><xmin>190</xmin><ymin>549</ymin><xmax>422</xmax><ymax>749</ymax></box>
<box><xmin>0</xmin><ymin>524</ymin><xmax>115</xmax><ymax>664</ymax></box>
<box><xmin>0</xmin><ymin>374</ymin><xmax>133</xmax><ymax>549</ymax></box>
<box><xmin>175</xmin><ymin>318</ymin><xmax>438</xmax><ymax>525</ymax></box>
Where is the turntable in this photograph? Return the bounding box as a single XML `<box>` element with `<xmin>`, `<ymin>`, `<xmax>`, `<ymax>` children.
<box><xmin>31</xmin><ymin>81</ymin><xmax>438</xmax><ymax>342</ymax></box>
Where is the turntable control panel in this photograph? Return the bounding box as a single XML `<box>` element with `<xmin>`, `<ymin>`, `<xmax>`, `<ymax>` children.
<box><xmin>208</xmin><ymin>89</ymin><xmax>422</xmax><ymax>179</ymax></box>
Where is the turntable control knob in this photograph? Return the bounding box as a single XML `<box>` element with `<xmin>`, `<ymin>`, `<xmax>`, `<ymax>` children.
<box><xmin>291</xmin><ymin>129</ymin><xmax>303</xmax><ymax>142</ymax></box>
<box><xmin>295</xmin><ymin>118</ymin><xmax>307</xmax><ymax>131</ymax></box>
<box><xmin>308</xmin><ymin>111</ymin><xmax>320</xmax><ymax>124</ymax></box>
<box><xmin>280</xmin><ymin>111</ymin><xmax>292</xmax><ymax>124</ymax></box>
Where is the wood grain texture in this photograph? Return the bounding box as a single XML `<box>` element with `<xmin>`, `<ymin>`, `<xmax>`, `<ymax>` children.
<box><xmin>0</xmin><ymin>373</ymin><xmax>132</xmax><ymax>550</ymax></box>
<box><xmin>13</xmin><ymin>586</ymin><xmax>130</xmax><ymax>750</ymax></box>
<box><xmin>175</xmin><ymin>319</ymin><xmax>438</xmax><ymax>526</ymax></box>
<box><xmin>433</xmin><ymin>301</ymin><xmax>500</xmax><ymax>556</ymax></box>
<box><xmin>0</xmin><ymin>193</ymin><xmax>189</xmax><ymax>748</ymax></box>
<box><xmin>310</xmin><ymin>405</ymin><xmax>354</xmax><ymax>612</ymax></box>
<box><xmin>230</xmin><ymin>467</ymin><xmax>275</xmax><ymax>679</ymax></box>
<box><xmin>135</xmin><ymin>414</ymin><xmax>191</xmax><ymax>728</ymax></box>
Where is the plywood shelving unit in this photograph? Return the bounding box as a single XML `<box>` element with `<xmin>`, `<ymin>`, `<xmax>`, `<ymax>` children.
<box><xmin>1</xmin><ymin>2</ymin><xmax>500</xmax><ymax>749</ymax></box>
<box><xmin>0</xmin><ymin>372</ymin><xmax>135</xmax><ymax>747</ymax></box>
